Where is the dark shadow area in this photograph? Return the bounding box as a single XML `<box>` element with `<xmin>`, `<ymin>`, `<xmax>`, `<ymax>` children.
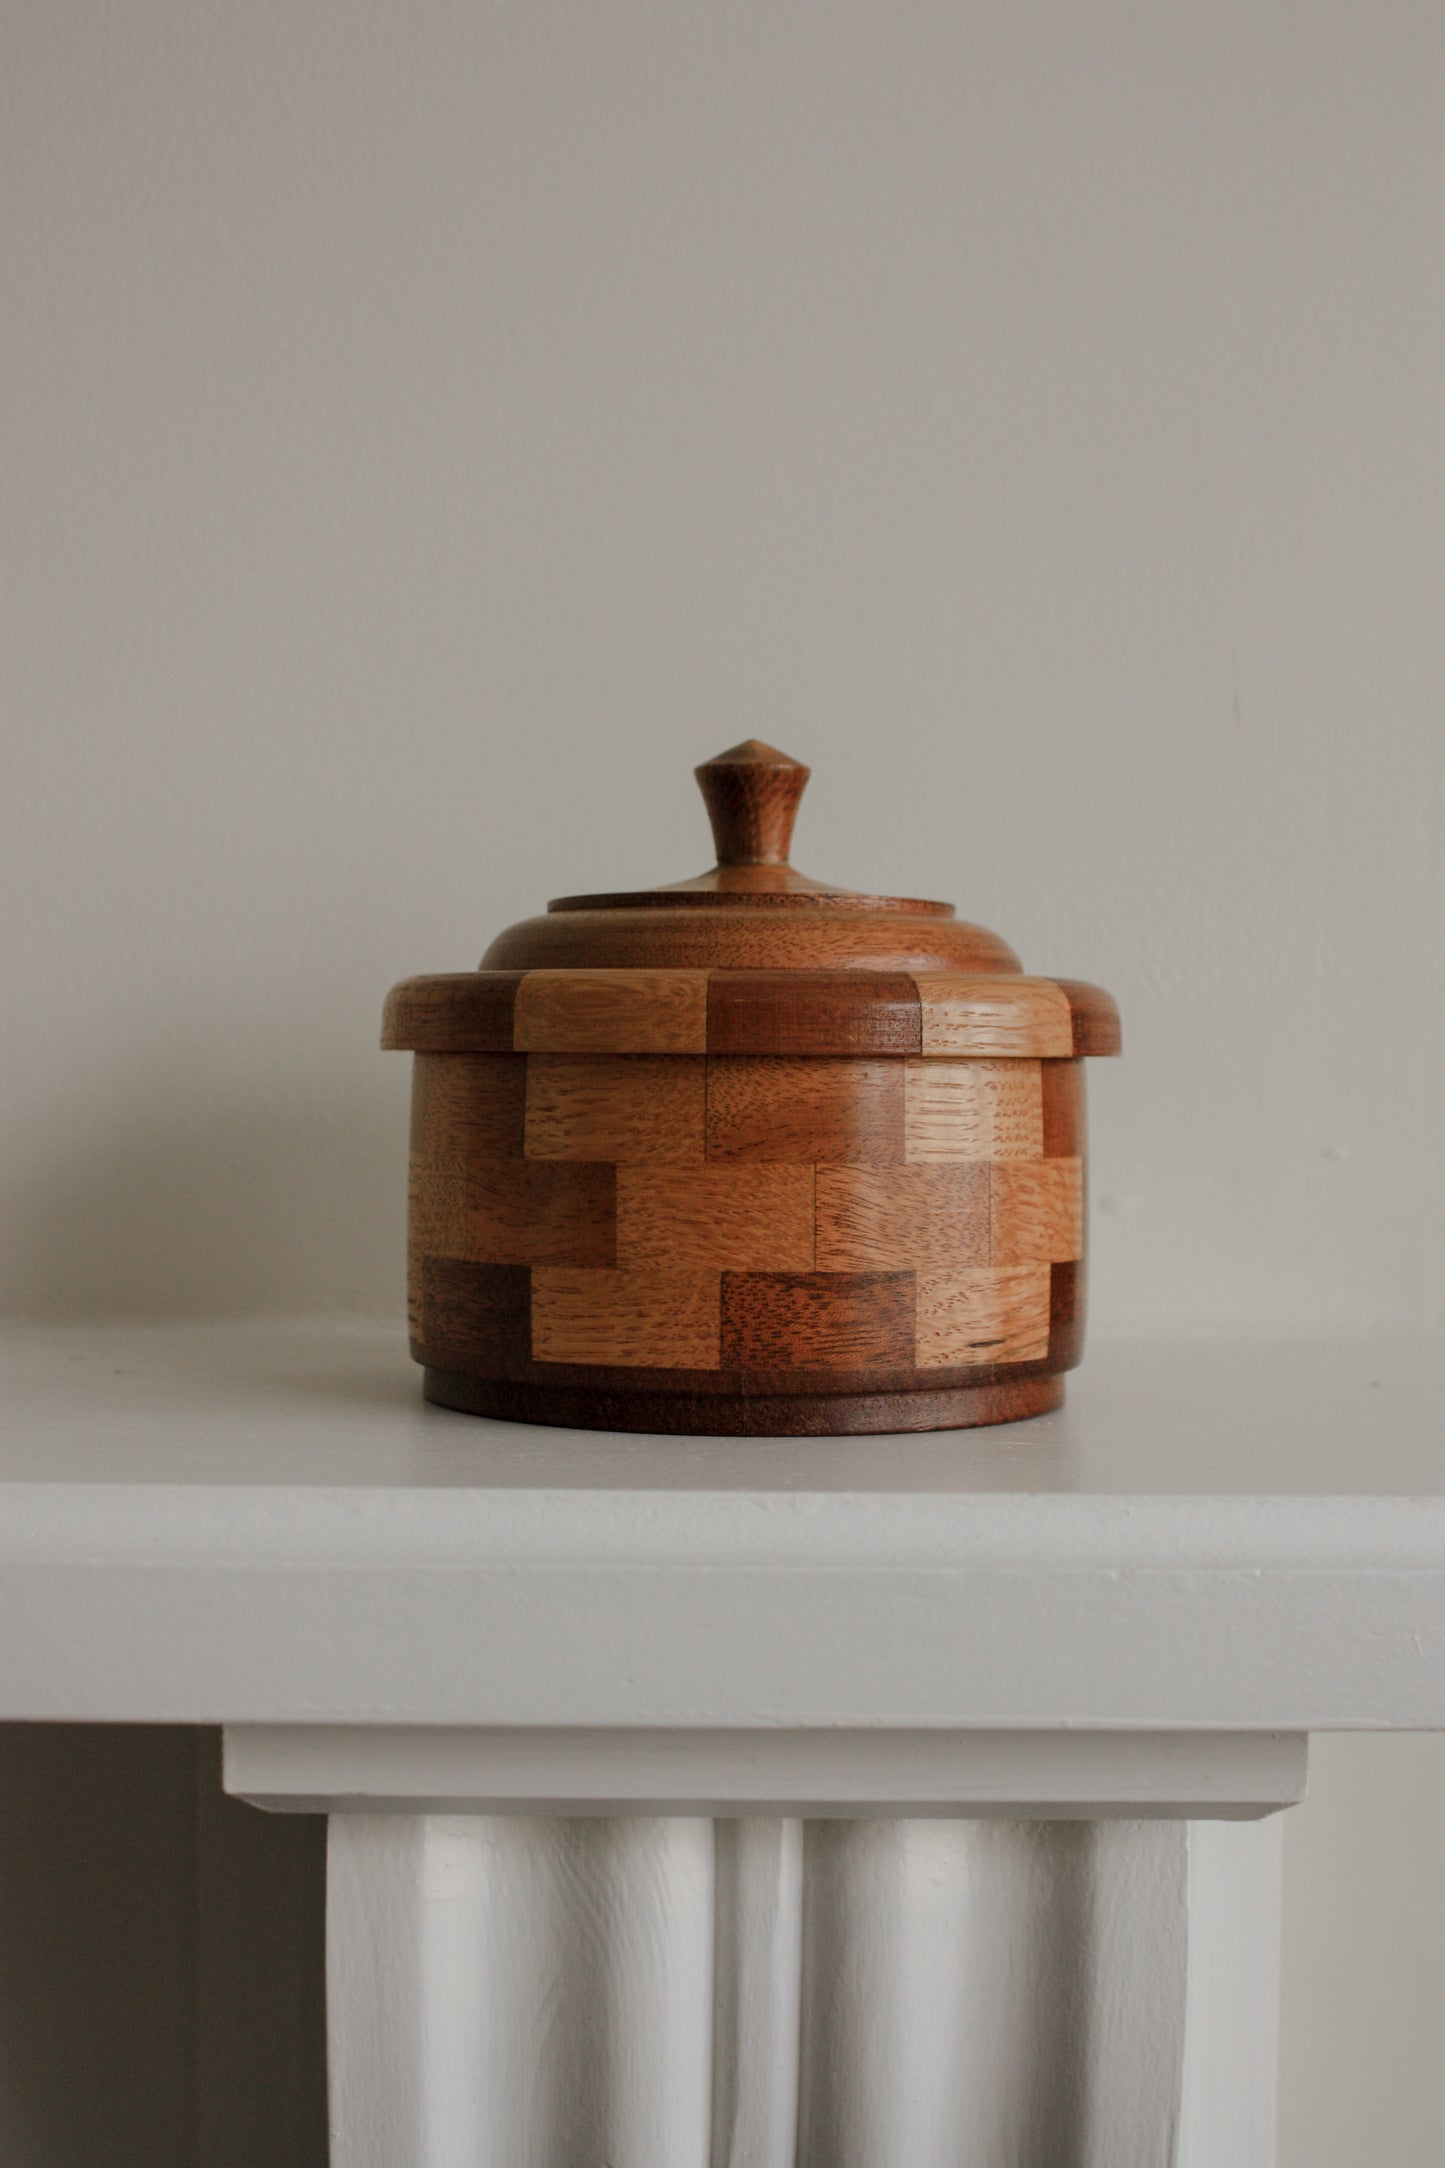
<box><xmin>0</xmin><ymin>1725</ymin><xmax>327</xmax><ymax>2168</ymax></box>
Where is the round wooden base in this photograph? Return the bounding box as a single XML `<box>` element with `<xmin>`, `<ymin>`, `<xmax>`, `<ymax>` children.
<box><xmin>423</xmin><ymin>1367</ymin><xmax>1064</xmax><ymax>1436</ymax></box>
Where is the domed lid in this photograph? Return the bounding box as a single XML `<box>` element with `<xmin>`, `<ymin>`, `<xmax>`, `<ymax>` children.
<box><xmin>481</xmin><ymin>739</ymin><xmax>1019</xmax><ymax>975</ymax></box>
<box><xmin>383</xmin><ymin>740</ymin><xmax>1120</xmax><ymax>1059</ymax></box>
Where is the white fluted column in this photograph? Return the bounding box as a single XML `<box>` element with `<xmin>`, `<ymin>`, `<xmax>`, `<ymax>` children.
<box><xmin>327</xmin><ymin>1816</ymin><xmax>715</xmax><ymax>2168</ymax></box>
<box><xmin>322</xmin><ymin>1811</ymin><xmax>1281</xmax><ymax>2168</ymax></box>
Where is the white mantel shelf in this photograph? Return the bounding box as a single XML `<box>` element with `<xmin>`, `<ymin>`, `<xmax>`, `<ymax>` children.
<box><xmin>7</xmin><ymin>1321</ymin><xmax>1444</xmax><ymax>2166</ymax></box>
<box><xmin>1</xmin><ymin>1320</ymin><xmax>1442</xmax><ymax>1735</ymax></box>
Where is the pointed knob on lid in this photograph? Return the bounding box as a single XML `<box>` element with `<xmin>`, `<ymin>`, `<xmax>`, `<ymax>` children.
<box><xmin>695</xmin><ymin>739</ymin><xmax>810</xmax><ymax>867</ymax></box>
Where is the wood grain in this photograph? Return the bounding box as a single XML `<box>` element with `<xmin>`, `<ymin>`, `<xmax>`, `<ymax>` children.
<box><xmin>424</xmin><ymin>1368</ymin><xmax>1065</xmax><ymax>1433</ymax></box>
<box><xmin>617</xmin><ymin>1164</ymin><xmax>814</xmax><ymax>1272</ymax></box>
<box><xmin>1041</xmin><ymin>1059</ymin><xmax>1087</xmax><ymax>1159</ymax></box>
<box><xmin>694</xmin><ymin>739</ymin><xmax>809</xmax><ymax>866</ymax></box>
<box><xmin>706</xmin><ymin>1057</ymin><xmax>904</xmax><ymax>1164</ymax></box>
<box><xmin>913</xmin><ymin>975</ymin><xmax>1074</xmax><ymax>1058</ymax></box>
<box><xmin>990</xmin><ymin>1159</ymin><xmax>1084</xmax><ymax>1265</ymax></box>
<box><xmin>411</xmin><ymin>1054</ymin><xmax>527</xmax><ymax>1162</ymax></box>
<box><xmin>525</xmin><ymin>1055</ymin><xmax>705</xmax><ymax>1164</ymax></box>
<box><xmin>532</xmin><ymin>1267</ymin><xmax>721</xmax><ymax>1369</ymax></box>
<box><xmin>720</xmin><ymin>1270</ymin><xmax>915</xmax><ymax>1370</ymax></box>
<box><xmin>707</xmin><ymin>972</ymin><xmax>921</xmax><ymax>1055</ymax></box>
<box><xmin>482</xmin><ymin>909</ymin><xmax>1022</xmax><ymax>976</ymax></box>
<box><xmin>513</xmin><ymin>970</ymin><xmax>709</xmax><ymax>1054</ymax></box>
<box><xmin>406</xmin><ymin>1159</ymin><xmax>467</xmax><ymax>1343</ymax></box>
<box><xmin>903</xmin><ymin>1059</ymin><xmax>1043</xmax><ymax>1162</ymax></box>
<box><xmin>1054</xmin><ymin>980</ymin><xmax>1123</xmax><ymax>1057</ymax></box>
<box><xmin>462</xmin><ymin>1159</ymin><xmax>615</xmax><ymax>1267</ymax></box>
<box><xmin>815</xmin><ymin>1164</ymin><xmax>989</xmax><ymax>1273</ymax></box>
<box><xmin>1048</xmin><ymin>1259</ymin><xmax>1086</xmax><ymax>1371</ymax></box>
<box><xmin>915</xmin><ymin>1264</ymin><xmax>1052</xmax><ymax>1368</ymax></box>
<box><xmin>381</xmin><ymin>973</ymin><xmax>522</xmax><ymax>1052</ymax></box>
<box><xmin>419</xmin><ymin>1259</ymin><xmax>531</xmax><ymax>1373</ymax></box>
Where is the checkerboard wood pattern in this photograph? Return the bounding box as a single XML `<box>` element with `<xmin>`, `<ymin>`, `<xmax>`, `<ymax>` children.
<box><xmin>404</xmin><ymin>1043</ymin><xmax>1089</xmax><ymax>1391</ymax></box>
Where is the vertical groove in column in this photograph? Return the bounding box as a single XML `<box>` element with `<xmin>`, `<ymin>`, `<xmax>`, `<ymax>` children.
<box><xmin>795</xmin><ymin>1820</ymin><xmax>1191</xmax><ymax>2168</ymax></box>
<box><xmin>327</xmin><ymin>1816</ymin><xmax>714</xmax><ymax>2168</ymax></box>
<box><xmin>710</xmin><ymin>1819</ymin><xmax>804</xmax><ymax>2168</ymax></box>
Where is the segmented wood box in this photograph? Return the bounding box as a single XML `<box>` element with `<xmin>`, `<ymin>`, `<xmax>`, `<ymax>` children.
<box><xmin>383</xmin><ymin>742</ymin><xmax>1119</xmax><ymax>1434</ymax></box>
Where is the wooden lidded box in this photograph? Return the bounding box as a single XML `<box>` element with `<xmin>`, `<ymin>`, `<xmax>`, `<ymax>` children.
<box><xmin>383</xmin><ymin>741</ymin><xmax>1119</xmax><ymax>1435</ymax></box>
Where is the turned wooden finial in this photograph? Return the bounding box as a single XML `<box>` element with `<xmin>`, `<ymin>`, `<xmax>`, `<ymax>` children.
<box><xmin>694</xmin><ymin>740</ymin><xmax>810</xmax><ymax>867</ymax></box>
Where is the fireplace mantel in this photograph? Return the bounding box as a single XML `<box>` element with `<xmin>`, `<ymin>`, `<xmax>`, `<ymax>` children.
<box><xmin>3</xmin><ymin>1323</ymin><xmax>1442</xmax><ymax>2165</ymax></box>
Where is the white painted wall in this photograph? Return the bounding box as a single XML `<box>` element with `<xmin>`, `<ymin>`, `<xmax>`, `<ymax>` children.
<box><xmin>3</xmin><ymin>2</ymin><xmax>1443</xmax><ymax>2157</ymax></box>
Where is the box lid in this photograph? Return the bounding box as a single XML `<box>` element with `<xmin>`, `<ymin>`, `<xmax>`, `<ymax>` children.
<box><xmin>382</xmin><ymin>741</ymin><xmax>1119</xmax><ymax>1058</ymax></box>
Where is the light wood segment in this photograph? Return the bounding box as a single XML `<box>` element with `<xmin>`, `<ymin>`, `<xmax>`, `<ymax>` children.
<box><xmin>720</xmin><ymin>1270</ymin><xmax>915</xmax><ymax>1370</ymax></box>
<box><xmin>532</xmin><ymin>1268</ymin><xmax>722</xmax><ymax>1369</ymax></box>
<box><xmin>513</xmin><ymin>970</ymin><xmax>709</xmax><ymax>1054</ymax></box>
<box><xmin>1041</xmin><ymin>1060</ymin><xmax>1087</xmax><ymax>1159</ymax></box>
<box><xmin>462</xmin><ymin>1159</ymin><xmax>615</xmax><ymax>1267</ymax></box>
<box><xmin>913</xmin><ymin>975</ymin><xmax>1074</xmax><ymax>1058</ymax></box>
<box><xmin>916</xmin><ymin>1264</ymin><xmax>1052</xmax><ymax>1367</ymax></box>
<box><xmin>991</xmin><ymin>1159</ymin><xmax>1084</xmax><ymax>1264</ymax></box>
<box><xmin>411</xmin><ymin>1054</ymin><xmax>526</xmax><ymax>1164</ymax></box>
<box><xmin>707</xmin><ymin>1057</ymin><xmax>904</xmax><ymax>1164</ymax></box>
<box><xmin>815</xmin><ymin>1165</ymin><xmax>989</xmax><ymax>1273</ymax></box>
<box><xmin>904</xmin><ymin>1059</ymin><xmax>1043</xmax><ymax>1162</ymax></box>
<box><xmin>525</xmin><ymin>1055</ymin><xmax>705</xmax><ymax>1164</ymax></box>
<box><xmin>406</xmin><ymin>1159</ymin><xmax>467</xmax><ymax>1342</ymax></box>
<box><xmin>617</xmin><ymin>1165</ymin><xmax>814</xmax><ymax>1272</ymax></box>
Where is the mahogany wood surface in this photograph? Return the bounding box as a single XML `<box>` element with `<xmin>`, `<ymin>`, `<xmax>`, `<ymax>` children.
<box><xmin>719</xmin><ymin>1270</ymin><xmax>916</xmax><ymax>1372</ymax></box>
<box><xmin>903</xmin><ymin>1058</ymin><xmax>1043</xmax><ymax>1162</ymax></box>
<box><xmin>706</xmin><ymin>1056</ymin><xmax>904</xmax><ymax>1164</ymax></box>
<box><xmin>526</xmin><ymin>1054</ymin><xmax>706</xmax><ymax>1164</ymax></box>
<box><xmin>384</xmin><ymin>970</ymin><xmax>1119</xmax><ymax>1058</ymax></box>
<box><xmin>422</xmin><ymin>1368</ymin><xmax>1065</xmax><ymax>1435</ymax></box>
<box><xmin>694</xmin><ymin>739</ymin><xmax>810</xmax><ymax>867</ymax></box>
<box><xmin>706</xmin><ymin>971</ymin><xmax>922</xmax><ymax>1055</ymax></box>
<box><xmin>404</xmin><ymin>1045</ymin><xmax>1091</xmax><ymax>1430</ymax></box>
<box><xmin>386</xmin><ymin>743</ymin><xmax>1116</xmax><ymax>1432</ymax></box>
<box><xmin>616</xmin><ymin>1164</ymin><xmax>815</xmax><ymax>1273</ymax></box>
<box><xmin>414</xmin><ymin>1255</ymin><xmax>1082</xmax><ymax>1398</ymax></box>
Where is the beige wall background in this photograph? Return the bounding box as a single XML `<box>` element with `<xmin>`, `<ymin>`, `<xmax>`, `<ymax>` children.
<box><xmin>3</xmin><ymin>0</ymin><xmax>1443</xmax><ymax>2158</ymax></box>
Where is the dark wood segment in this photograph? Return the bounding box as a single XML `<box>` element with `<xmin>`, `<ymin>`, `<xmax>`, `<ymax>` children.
<box><xmin>406</xmin><ymin>1157</ymin><xmax>466</xmax><ymax>1345</ymax></box>
<box><xmin>720</xmin><ymin>1271</ymin><xmax>915</xmax><ymax>1371</ymax></box>
<box><xmin>706</xmin><ymin>1057</ymin><xmax>904</xmax><ymax>1164</ymax></box>
<box><xmin>694</xmin><ymin>739</ymin><xmax>809</xmax><ymax>867</ymax></box>
<box><xmin>1040</xmin><ymin>1059</ymin><xmax>1086</xmax><ymax>1159</ymax></box>
<box><xmin>420</xmin><ymin>1259</ymin><xmax>532</xmax><ymax>1374</ymax></box>
<box><xmin>411</xmin><ymin>1053</ymin><xmax>526</xmax><ymax>1162</ymax></box>
<box><xmin>424</xmin><ymin>1368</ymin><xmax>1064</xmax><ymax>1434</ymax></box>
<box><xmin>1048</xmin><ymin>1259</ymin><xmax>1086</xmax><ymax>1371</ymax></box>
<box><xmin>815</xmin><ymin>1163</ymin><xmax>989</xmax><ymax>1272</ymax></box>
<box><xmin>382</xmin><ymin>973</ymin><xmax>522</xmax><ymax>1052</ymax></box>
<box><xmin>525</xmin><ymin>1055</ymin><xmax>705</xmax><ymax>1164</ymax></box>
<box><xmin>1054</xmin><ymin>980</ymin><xmax>1122</xmax><ymax>1057</ymax></box>
<box><xmin>462</xmin><ymin>1158</ymin><xmax>616</xmax><ymax>1267</ymax></box>
<box><xmin>484</xmin><ymin>909</ymin><xmax>1020</xmax><ymax>975</ymax></box>
<box><xmin>707</xmin><ymin>973</ymin><xmax>922</xmax><ymax>1056</ymax></box>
